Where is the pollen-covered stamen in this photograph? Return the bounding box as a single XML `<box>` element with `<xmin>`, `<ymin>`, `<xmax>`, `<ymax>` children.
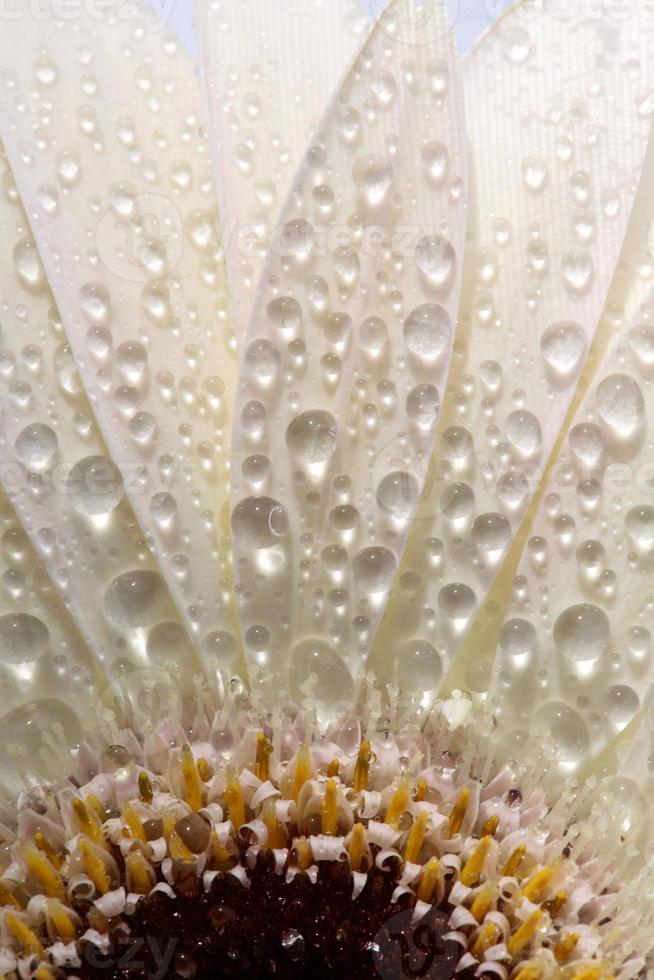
<box><xmin>0</xmin><ymin>705</ymin><xmax>647</xmax><ymax>979</ymax></box>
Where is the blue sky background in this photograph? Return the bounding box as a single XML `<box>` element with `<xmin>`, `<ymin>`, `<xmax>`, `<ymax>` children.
<box><xmin>147</xmin><ymin>0</ymin><xmax>497</xmax><ymax>59</ymax></box>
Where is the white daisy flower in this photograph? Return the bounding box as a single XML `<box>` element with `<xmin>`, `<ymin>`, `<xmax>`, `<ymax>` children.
<box><xmin>0</xmin><ymin>0</ymin><xmax>652</xmax><ymax>977</ymax></box>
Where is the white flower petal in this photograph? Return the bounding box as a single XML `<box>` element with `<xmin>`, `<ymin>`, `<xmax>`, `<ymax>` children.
<box><xmin>0</xmin><ymin>1</ymin><xmax>240</xmax><ymax>685</ymax></box>
<box><xmin>197</xmin><ymin>0</ymin><xmax>378</xmax><ymax>351</ymax></box>
<box><xmin>229</xmin><ymin>0</ymin><xmax>466</xmax><ymax>702</ymax></box>
<box><xmin>370</xmin><ymin>0</ymin><xmax>654</xmax><ymax>714</ymax></box>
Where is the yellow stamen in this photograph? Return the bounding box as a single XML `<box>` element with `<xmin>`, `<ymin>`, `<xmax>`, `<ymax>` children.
<box><xmin>502</xmin><ymin>844</ymin><xmax>526</xmax><ymax>878</ymax></box>
<box><xmin>181</xmin><ymin>745</ymin><xmax>203</xmax><ymax>812</ymax></box>
<box><xmin>327</xmin><ymin>759</ymin><xmax>340</xmax><ymax>778</ymax></box>
<box><xmin>291</xmin><ymin>746</ymin><xmax>312</xmax><ymax>802</ymax></box>
<box><xmin>73</xmin><ymin>797</ymin><xmax>107</xmax><ymax>850</ymax></box>
<box><xmin>0</xmin><ymin>881</ymin><xmax>22</xmax><ymax>908</ymax></box>
<box><xmin>5</xmin><ymin>911</ymin><xmax>43</xmax><ymax>956</ymax></box>
<box><xmin>35</xmin><ymin>831</ymin><xmax>63</xmax><ymax>870</ymax></box>
<box><xmin>514</xmin><ymin>964</ymin><xmax>543</xmax><ymax>980</ymax></box>
<box><xmin>403</xmin><ymin>811</ymin><xmax>428</xmax><ymax>864</ymax></box>
<box><xmin>385</xmin><ymin>778</ymin><xmax>410</xmax><ymax>830</ymax></box>
<box><xmin>417</xmin><ymin>857</ymin><xmax>441</xmax><ymax>902</ymax></box>
<box><xmin>122</xmin><ymin>803</ymin><xmax>146</xmax><ymax>841</ymax></box>
<box><xmin>85</xmin><ymin>791</ymin><xmax>108</xmax><ymax>822</ymax></box>
<box><xmin>521</xmin><ymin>863</ymin><xmax>557</xmax><ymax>903</ymax></box>
<box><xmin>348</xmin><ymin>823</ymin><xmax>366</xmax><ymax>872</ymax></box>
<box><xmin>353</xmin><ymin>740</ymin><xmax>372</xmax><ymax>793</ymax></box>
<box><xmin>507</xmin><ymin>910</ymin><xmax>543</xmax><ymax>958</ymax></box>
<box><xmin>470</xmin><ymin>882</ymin><xmax>496</xmax><ymax>923</ymax></box>
<box><xmin>47</xmin><ymin>900</ymin><xmax>77</xmax><ymax>941</ymax></box>
<box><xmin>481</xmin><ymin>814</ymin><xmax>500</xmax><ymax>837</ymax></box>
<box><xmin>125</xmin><ymin>850</ymin><xmax>155</xmax><ymax>895</ymax></box>
<box><xmin>572</xmin><ymin>969</ymin><xmax>614</xmax><ymax>980</ymax></box>
<box><xmin>211</xmin><ymin>829</ymin><xmax>231</xmax><ymax>866</ymax></box>
<box><xmin>20</xmin><ymin>843</ymin><xmax>65</xmax><ymax>900</ymax></box>
<box><xmin>544</xmin><ymin>890</ymin><xmax>568</xmax><ymax>917</ymax></box>
<box><xmin>139</xmin><ymin>770</ymin><xmax>153</xmax><ymax>804</ymax></box>
<box><xmin>448</xmin><ymin>787</ymin><xmax>470</xmax><ymax>837</ymax></box>
<box><xmin>460</xmin><ymin>835</ymin><xmax>492</xmax><ymax>887</ymax></box>
<box><xmin>197</xmin><ymin>757</ymin><xmax>213</xmax><ymax>782</ymax></box>
<box><xmin>262</xmin><ymin>800</ymin><xmax>286</xmax><ymax>849</ymax></box>
<box><xmin>35</xmin><ymin>969</ymin><xmax>56</xmax><ymax>980</ymax></box>
<box><xmin>471</xmin><ymin>922</ymin><xmax>499</xmax><ymax>959</ymax></box>
<box><xmin>224</xmin><ymin>768</ymin><xmax>245</xmax><ymax>830</ymax></box>
<box><xmin>255</xmin><ymin>732</ymin><xmax>272</xmax><ymax>783</ymax></box>
<box><xmin>321</xmin><ymin>779</ymin><xmax>338</xmax><ymax>836</ymax></box>
<box><xmin>295</xmin><ymin>836</ymin><xmax>312</xmax><ymax>871</ymax></box>
<box><xmin>79</xmin><ymin>839</ymin><xmax>111</xmax><ymax>895</ymax></box>
<box><xmin>414</xmin><ymin>779</ymin><xmax>428</xmax><ymax>803</ymax></box>
<box><xmin>555</xmin><ymin>933</ymin><xmax>580</xmax><ymax>962</ymax></box>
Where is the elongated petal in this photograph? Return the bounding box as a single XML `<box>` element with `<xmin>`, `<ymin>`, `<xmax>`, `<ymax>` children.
<box><xmin>0</xmin><ymin>2</ymin><xmax>240</xmax><ymax>681</ymax></box>
<box><xmin>197</xmin><ymin>0</ymin><xmax>377</xmax><ymax>351</ymax></box>
<box><xmin>489</xmin><ymin>127</ymin><xmax>654</xmax><ymax>772</ymax></box>
<box><xmin>229</xmin><ymin>0</ymin><xmax>466</xmax><ymax>709</ymax></box>
<box><xmin>0</xmin><ymin>146</ymin><xmax>203</xmax><ymax>689</ymax></box>
<box><xmin>0</xmin><ymin>484</ymin><xmax>99</xmax><ymax>794</ymax></box>
<box><xmin>370</xmin><ymin>0</ymin><xmax>654</xmax><ymax>713</ymax></box>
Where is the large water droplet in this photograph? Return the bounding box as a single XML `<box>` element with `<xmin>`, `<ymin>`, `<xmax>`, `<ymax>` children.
<box><xmin>352</xmin><ymin>547</ymin><xmax>397</xmax><ymax>593</ymax></box>
<box><xmin>397</xmin><ymin>639</ymin><xmax>442</xmax><ymax>693</ymax></box>
<box><xmin>415</xmin><ymin>235</ymin><xmax>456</xmax><ymax>293</ymax></box>
<box><xmin>104</xmin><ymin>570</ymin><xmax>169</xmax><ymax>628</ymax></box>
<box><xmin>68</xmin><ymin>455</ymin><xmax>123</xmax><ymax>516</ymax></box>
<box><xmin>0</xmin><ymin>613</ymin><xmax>49</xmax><ymax>664</ymax></box>
<box><xmin>403</xmin><ymin>304</ymin><xmax>451</xmax><ymax>361</ymax></box>
<box><xmin>13</xmin><ymin>239</ymin><xmax>47</xmax><ymax>294</ymax></box>
<box><xmin>231</xmin><ymin>497</ymin><xmax>289</xmax><ymax>549</ymax></box>
<box><xmin>553</xmin><ymin>603</ymin><xmax>609</xmax><ymax>663</ymax></box>
<box><xmin>15</xmin><ymin>423</ymin><xmax>57</xmax><ymax>471</ymax></box>
<box><xmin>540</xmin><ymin>321</ymin><xmax>586</xmax><ymax>380</ymax></box>
<box><xmin>352</xmin><ymin>154</ymin><xmax>394</xmax><ymax>207</ymax></box>
<box><xmin>505</xmin><ymin>410</ymin><xmax>542</xmax><ymax>459</ymax></box>
<box><xmin>596</xmin><ymin>373</ymin><xmax>645</xmax><ymax>442</ymax></box>
<box><xmin>535</xmin><ymin>701</ymin><xmax>589</xmax><ymax>764</ymax></box>
<box><xmin>376</xmin><ymin>471</ymin><xmax>420</xmax><ymax>520</ymax></box>
<box><xmin>289</xmin><ymin>638</ymin><xmax>355</xmax><ymax>722</ymax></box>
<box><xmin>286</xmin><ymin>411</ymin><xmax>337</xmax><ymax>466</ymax></box>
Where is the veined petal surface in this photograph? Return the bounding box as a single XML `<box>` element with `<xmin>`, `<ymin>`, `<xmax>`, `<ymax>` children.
<box><xmin>0</xmin><ymin>2</ymin><xmax>240</xmax><ymax>681</ymax></box>
<box><xmin>198</xmin><ymin>0</ymin><xmax>379</xmax><ymax>350</ymax></box>
<box><xmin>371</xmin><ymin>0</ymin><xmax>654</xmax><ymax>718</ymax></box>
<box><xmin>229</xmin><ymin>0</ymin><xmax>466</xmax><ymax>710</ymax></box>
<box><xmin>0</xmin><ymin>146</ymin><xmax>201</xmax><ymax>686</ymax></box>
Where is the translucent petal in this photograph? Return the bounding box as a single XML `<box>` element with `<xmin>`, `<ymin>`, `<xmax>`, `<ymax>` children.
<box><xmin>229</xmin><ymin>0</ymin><xmax>467</xmax><ymax>709</ymax></box>
<box><xmin>197</xmin><ymin>0</ymin><xmax>377</xmax><ymax>351</ymax></box>
<box><xmin>370</xmin><ymin>0</ymin><xmax>654</xmax><ymax>718</ymax></box>
<box><xmin>0</xmin><ymin>146</ymin><xmax>202</xmax><ymax>686</ymax></box>
<box><xmin>0</xmin><ymin>3</ymin><xmax>241</xmax><ymax>682</ymax></box>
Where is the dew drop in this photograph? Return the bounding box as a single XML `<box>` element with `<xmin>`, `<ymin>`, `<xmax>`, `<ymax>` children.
<box><xmin>415</xmin><ymin>235</ymin><xmax>456</xmax><ymax>293</ymax></box>
<box><xmin>553</xmin><ymin>603</ymin><xmax>609</xmax><ymax>663</ymax></box>
<box><xmin>540</xmin><ymin>321</ymin><xmax>586</xmax><ymax>380</ymax></box>
<box><xmin>104</xmin><ymin>570</ymin><xmax>169</xmax><ymax>628</ymax></box>
<box><xmin>68</xmin><ymin>455</ymin><xmax>123</xmax><ymax>516</ymax></box>
<box><xmin>286</xmin><ymin>411</ymin><xmax>337</xmax><ymax>466</ymax></box>
<box><xmin>596</xmin><ymin>373</ymin><xmax>645</xmax><ymax>442</ymax></box>
<box><xmin>15</xmin><ymin>423</ymin><xmax>57</xmax><ymax>471</ymax></box>
<box><xmin>376</xmin><ymin>471</ymin><xmax>420</xmax><ymax>520</ymax></box>
<box><xmin>0</xmin><ymin>613</ymin><xmax>49</xmax><ymax>664</ymax></box>
<box><xmin>352</xmin><ymin>154</ymin><xmax>394</xmax><ymax>207</ymax></box>
<box><xmin>403</xmin><ymin>304</ymin><xmax>451</xmax><ymax>361</ymax></box>
<box><xmin>352</xmin><ymin>547</ymin><xmax>397</xmax><ymax>593</ymax></box>
<box><xmin>535</xmin><ymin>701</ymin><xmax>589</xmax><ymax>764</ymax></box>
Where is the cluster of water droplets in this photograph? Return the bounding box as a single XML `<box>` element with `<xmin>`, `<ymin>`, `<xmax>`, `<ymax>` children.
<box><xmin>228</xmin><ymin>1</ymin><xmax>465</xmax><ymax>712</ymax></box>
